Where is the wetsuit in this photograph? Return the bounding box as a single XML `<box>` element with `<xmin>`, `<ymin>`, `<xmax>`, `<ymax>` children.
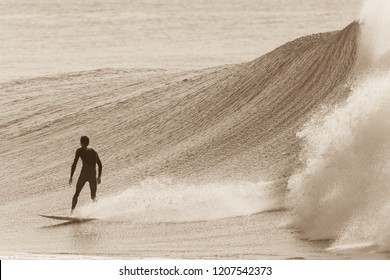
<box><xmin>70</xmin><ymin>147</ymin><xmax>102</xmax><ymax>210</ymax></box>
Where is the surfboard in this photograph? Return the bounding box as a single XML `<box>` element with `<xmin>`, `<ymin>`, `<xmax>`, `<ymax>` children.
<box><xmin>37</xmin><ymin>214</ymin><xmax>96</xmax><ymax>222</ymax></box>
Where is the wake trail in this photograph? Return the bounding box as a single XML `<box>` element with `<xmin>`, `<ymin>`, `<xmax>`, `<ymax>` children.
<box><xmin>78</xmin><ymin>178</ymin><xmax>286</xmax><ymax>223</ymax></box>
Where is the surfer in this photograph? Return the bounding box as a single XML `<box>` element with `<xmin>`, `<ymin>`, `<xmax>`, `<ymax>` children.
<box><xmin>69</xmin><ymin>136</ymin><xmax>102</xmax><ymax>214</ymax></box>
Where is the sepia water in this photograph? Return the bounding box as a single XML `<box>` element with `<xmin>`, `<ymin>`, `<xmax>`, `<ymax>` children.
<box><xmin>2</xmin><ymin>0</ymin><xmax>390</xmax><ymax>259</ymax></box>
<box><xmin>1</xmin><ymin>0</ymin><xmax>359</xmax><ymax>81</ymax></box>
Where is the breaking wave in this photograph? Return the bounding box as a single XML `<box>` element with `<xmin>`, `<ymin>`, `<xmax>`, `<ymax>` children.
<box><xmin>287</xmin><ymin>0</ymin><xmax>390</xmax><ymax>252</ymax></box>
<box><xmin>287</xmin><ymin>72</ymin><xmax>390</xmax><ymax>252</ymax></box>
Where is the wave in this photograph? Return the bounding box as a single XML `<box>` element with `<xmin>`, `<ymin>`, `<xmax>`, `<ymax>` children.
<box><xmin>72</xmin><ymin>22</ymin><xmax>363</xmax><ymax>224</ymax></box>
<box><xmin>287</xmin><ymin>71</ymin><xmax>390</xmax><ymax>252</ymax></box>
<box><xmin>107</xmin><ymin>21</ymin><xmax>360</xmax><ymax>183</ymax></box>
<box><xmin>1</xmin><ymin>20</ymin><xmax>360</xmax><ymax>213</ymax></box>
<box><xmin>287</xmin><ymin>2</ymin><xmax>390</xmax><ymax>252</ymax></box>
<box><xmin>0</xmin><ymin>21</ymin><xmax>360</xmax><ymax>200</ymax></box>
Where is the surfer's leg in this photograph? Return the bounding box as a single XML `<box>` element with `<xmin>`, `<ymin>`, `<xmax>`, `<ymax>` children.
<box><xmin>89</xmin><ymin>178</ymin><xmax>97</xmax><ymax>202</ymax></box>
<box><xmin>72</xmin><ymin>176</ymin><xmax>86</xmax><ymax>210</ymax></box>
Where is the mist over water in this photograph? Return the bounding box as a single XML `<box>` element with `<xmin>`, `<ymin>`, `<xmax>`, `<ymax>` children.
<box><xmin>288</xmin><ymin>0</ymin><xmax>390</xmax><ymax>251</ymax></box>
<box><xmin>358</xmin><ymin>0</ymin><xmax>390</xmax><ymax>67</ymax></box>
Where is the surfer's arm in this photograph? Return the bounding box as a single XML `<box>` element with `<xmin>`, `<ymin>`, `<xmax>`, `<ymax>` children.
<box><xmin>69</xmin><ymin>150</ymin><xmax>80</xmax><ymax>185</ymax></box>
<box><xmin>96</xmin><ymin>153</ymin><xmax>102</xmax><ymax>182</ymax></box>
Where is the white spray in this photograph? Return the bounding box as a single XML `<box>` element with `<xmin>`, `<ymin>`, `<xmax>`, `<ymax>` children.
<box><xmin>287</xmin><ymin>0</ymin><xmax>390</xmax><ymax>251</ymax></box>
<box><xmin>78</xmin><ymin>178</ymin><xmax>284</xmax><ymax>223</ymax></box>
<box><xmin>358</xmin><ymin>0</ymin><xmax>390</xmax><ymax>69</ymax></box>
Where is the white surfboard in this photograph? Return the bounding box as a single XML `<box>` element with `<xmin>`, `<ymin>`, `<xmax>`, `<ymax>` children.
<box><xmin>37</xmin><ymin>214</ymin><xmax>96</xmax><ymax>222</ymax></box>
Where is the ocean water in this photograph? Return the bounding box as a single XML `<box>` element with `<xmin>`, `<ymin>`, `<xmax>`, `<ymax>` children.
<box><xmin>1</xmin><ymin>0</ymin><xmax>358</xmax><ymax>81</ymax></box>
<box><xmin>2</xmin><ymin>0</ymin><xmax>390</xmax><ymax>260</ymax></box>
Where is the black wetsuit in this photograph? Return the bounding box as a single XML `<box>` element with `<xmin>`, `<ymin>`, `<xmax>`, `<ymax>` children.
<box><xmin>70</xmin><ymin>147</ymin><xmax>102</xmax><ymax>210</ymax></box>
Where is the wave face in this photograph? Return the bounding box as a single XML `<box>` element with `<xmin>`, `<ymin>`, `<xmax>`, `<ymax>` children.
<box><xmin>105</xmin><ymin>21</ymin><xmax>360</xmax><ymax>183</ymax></box>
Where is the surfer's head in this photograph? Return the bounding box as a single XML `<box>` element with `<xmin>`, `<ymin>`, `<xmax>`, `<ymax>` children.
<box><xmin>80</xmin><ymin>136</ymin><xmax>89</xmax><ymax>147</ymax></box>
